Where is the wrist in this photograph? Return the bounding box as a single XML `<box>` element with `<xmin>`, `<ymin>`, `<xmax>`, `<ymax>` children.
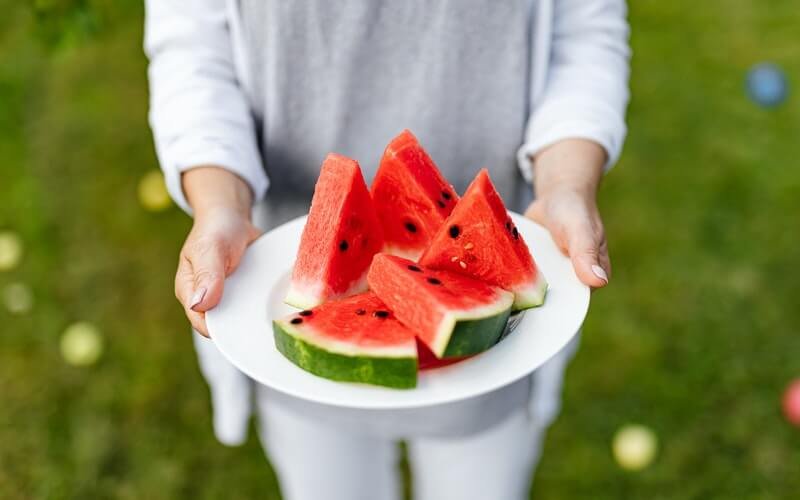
<box><xmin>536</xmin><ymin>183</ymin><xmax>596</xmax><ymax>207</ymax></box>
<box><xmin>182</xmin><ymin>166</ymin><xmax>253</xmax><ymax>220</ymax></box>
<box><xmin>531</xmin><ymin>139</ymin><xmax>606</xmax><ymax>201</ymax></box>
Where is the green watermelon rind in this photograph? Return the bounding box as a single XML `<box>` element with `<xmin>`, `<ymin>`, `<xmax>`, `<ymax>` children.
<box><xmin>510</xmin><ymin>272</ymin><xmax>549</xmax><ymax>311</ymax></box>
<box><xmin>273</xmin><ymin>320</ymin><xmax>418</xmax><ymax>389</ymax></box>
<box><xmin>427</xmin><ymin>289</ymin><xmax>515</xmax><ymax>358</ymax></box>
<box><xmin>439</xmin><ymin>306</ymin><xmax>513</xmax><ymax>358</ymax></box>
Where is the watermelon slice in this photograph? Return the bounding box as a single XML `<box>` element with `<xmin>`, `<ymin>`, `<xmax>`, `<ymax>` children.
<box><xmin>367</xmin><ymin>254</ymin><xmax>514</xmax><ymax>359</ymax></box>
<box><xmin>273</xmin><ymin>293</ymin><xmax>418</xmax><ymax>389</ymax></box>
<box><xmin>285</xmin><ymin>153</ymin><xmax>384</xmax><ymax>309</ymax></box>
<box><xmin>419</xmin><ymin>169</ymin><xmax>548</xmax><ymax>310</ymax></box>
<box><xmin>371</xmin><ymin>130</ymin><xmax>458</xmax><ymax>260</ymax></box>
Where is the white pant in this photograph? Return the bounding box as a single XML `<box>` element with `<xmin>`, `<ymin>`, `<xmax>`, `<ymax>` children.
<box><xmin>194</xmin><ymin>333</ymin><xmax>579</xmax><ymax>500</ymax></box>
<box><xmin>258</xmin><ymin>388</ymin><xmax>546</xmax><ymax>500</ymax></box>
<box><xmin>192</xmin><ymin>203</ymin><xmax>579</xmax><ymax>499</ymax></box>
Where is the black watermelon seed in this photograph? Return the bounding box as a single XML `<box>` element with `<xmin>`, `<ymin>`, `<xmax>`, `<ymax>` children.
<box><xmin>405</xmin><ymin>222</ymin><xmax>417</xmax><ymax>233</ymax></box>
<box><xmin>299</xmin><ymin>310</ymin><xmax>313</xmax><ymax>317</ymax></box>
<box><xmin>437</xmin><ymin>200</ymin><xmax>446</xmax><ymax>208</ymax></box>
<box><xmin>427</xmin><ymin>277</ymin><xmax>442</xmax><ymax>285</ymax></box>
<box><xmin>505</xmin><ymin>221</ymin><xmax>512</xmax><ymax>231</ymax></box>
<box><xmin>442</xmin><ymin>190</ymin><xmax>452</xmax><ymax>200</ymax></box>
<box><xmin>449</xmin><ymin>225</ymin><xmax>461</xmax><ymax>238</ymax></box>
<box><xmin>290</xmin><ymin>318</ymin><xmax>303</xmax><ymax>324</ymax></box>
<box><xmin>512</xmin><ymin>227</ymin><xmax>519</xmax><ymax>239</ymax></box>
<box><xmin>374</xmin><ymin>310</ymin><xmax>390</xmax><ymax>318</ymax></box>
<box><xmin>407</xmin><ymin>265</ymin><xmax>422</xmax><ymax>272</ymax></box>
<box><xmin>355</xmin><ymin>308</ymin><xmax>366</xmax><ymax>315</ymax></box>
<box><xmin>339</xmin><ymin>240</ymin><xmax>349</xmax><ymax>251</ymax></box>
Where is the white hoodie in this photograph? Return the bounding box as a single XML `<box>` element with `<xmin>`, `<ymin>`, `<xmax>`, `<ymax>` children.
<box><xmin>145</xmin><ymin>0</ymin><xmax>629</xmax><ymax>445</ymax></box>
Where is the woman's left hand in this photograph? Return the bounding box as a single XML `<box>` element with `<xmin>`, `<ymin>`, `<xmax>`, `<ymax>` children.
<box><xmin>523</xmin><ymin>138</ymin><xmax>611</xmax><ymax>289</ymax></box>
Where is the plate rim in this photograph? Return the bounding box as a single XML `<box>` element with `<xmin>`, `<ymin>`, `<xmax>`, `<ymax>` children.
<box><xmin>208</xmin><ymin>212</ymin><xmax>589</xmax><ymax>410</ymax></box>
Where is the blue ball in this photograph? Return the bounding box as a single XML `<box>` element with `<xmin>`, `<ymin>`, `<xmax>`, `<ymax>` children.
<box><xmin>746</xmin><ymin>63</ymin><xmax>788</xmax><ymax>108</ymax></box>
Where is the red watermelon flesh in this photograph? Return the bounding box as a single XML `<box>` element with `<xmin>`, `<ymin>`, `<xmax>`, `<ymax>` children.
<box><xmin>419</xmin><ymin>169</ymin><xmax>547</xmax><ymax>310</ymax></box>
<box><xmin>273</xmin><ymin>293</ymin><xmax>418</xmax><ymax>388</ymax></box>
<box><xmin>371</xmin><ymin>130</ymin><xmax>458</xmax><ymax>260</ymax></box>
<box><xmin>367</xmin><ymin>254</ymin><xmax>513</xmax><ymax>358</ymax></box>
<box><xmin>285</xmin><ymin>153</ymin><xmax>384</xmax><ymax>309</ymax></box>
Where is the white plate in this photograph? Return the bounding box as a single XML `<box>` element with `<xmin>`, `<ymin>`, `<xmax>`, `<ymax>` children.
<box><xmin>207</xmin><ymin>212</ymin><xmax>589</xmax><ymax>410</ymax></box>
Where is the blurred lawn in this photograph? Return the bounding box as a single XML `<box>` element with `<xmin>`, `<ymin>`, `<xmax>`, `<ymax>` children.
<box><xmin>1</xmin><ymin>1</ymin><xmax>799</xmax><ymax>499</ymax></box>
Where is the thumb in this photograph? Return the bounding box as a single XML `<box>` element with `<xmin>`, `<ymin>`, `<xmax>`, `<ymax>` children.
<box><xmin>566</xmin><ymin>225</ymin><xmax>609</xmax><ymax>289</ymax></box>
<box><xmin>187</xmin><ymin>242</ymin><xmax>227</xmax><ymax>313</ymax></box>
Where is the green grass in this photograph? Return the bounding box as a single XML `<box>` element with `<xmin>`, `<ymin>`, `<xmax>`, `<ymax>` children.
<box><xmin>1</xmin><ymin>1</ymin><xmax>799</xmax><ymax>499</ymax></box>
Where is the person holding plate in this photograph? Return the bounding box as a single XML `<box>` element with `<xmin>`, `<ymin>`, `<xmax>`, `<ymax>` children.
<box><xmin>145</xmin><ymin>1</ymin><xmax>630</xmax><ymax>499</ymax></box>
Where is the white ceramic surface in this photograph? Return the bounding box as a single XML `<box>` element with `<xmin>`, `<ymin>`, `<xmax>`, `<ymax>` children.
<box><xmin>207</xmin><ymin>212</ymin><xmax>589</xmax><ymax>410</ymax></box>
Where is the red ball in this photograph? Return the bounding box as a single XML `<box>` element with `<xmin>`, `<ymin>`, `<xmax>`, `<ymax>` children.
<box><xmin>782</xmin><ymin>379</ymin><xmax>800</xmax><ymax>426</ymax></box>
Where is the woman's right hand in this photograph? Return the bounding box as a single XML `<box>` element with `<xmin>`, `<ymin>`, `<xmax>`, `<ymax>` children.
<box><xmin>175</xmin><ymin>167</ymin><xmax>262</xmax><ymax>337</ymax></box>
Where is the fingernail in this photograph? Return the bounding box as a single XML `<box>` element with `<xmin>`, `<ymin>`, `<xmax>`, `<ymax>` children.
<box><xmin>591</xmin><ymin>265</ymin><xmax>609</xmax><ymax>283</ymax></box>
<box><xmin>190</xmin><ymin>287</ymin><xmax>207</xmax><ymax>311</ymax></box>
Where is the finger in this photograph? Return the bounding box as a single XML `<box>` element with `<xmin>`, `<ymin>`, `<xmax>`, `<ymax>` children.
<box><xmin>186</xmin><ymin>240</ymin><xmax>227</xmax><ymax>313</ymax></box>
<box><xmin>524</xmin><ymin>200</ymin><xmax>545</xmax><ymax>226</ymax></box>
<box><xmin>525</xmin><ymin>201</ymin><xmax>570</xmax><ymax>255</ymax></box>
<box><xmin>246</xmin><ymin>224</ymin><xmax>264</xmax><ymax>244</ymax></box>
<box><xmin>175</xmin><ymin>254</ymin><xmax>197</xmax><ymax>310</ymax></box>
<box><xmin>175</xmin><ymin>255</ymin><xmax>211</xmax><ymax>336</ymax></box>
<box><xmin>566</xmin><ymin>223</ymin><xmax>609</xmax><ymax>289</ymax></box>
<box><xmin>186</xmin><ymin>307</ymin><xmax>210</xmax><ymax>338</ymax></box>
<box><xmin>598</xmin><ymin>235</ymin><xmax>612</xmax><ymax>280</ymax></box>
<box><xmin>224</xmin><ymin>224</ymin><xmax>263</xmax><ymax>277</ymax></box>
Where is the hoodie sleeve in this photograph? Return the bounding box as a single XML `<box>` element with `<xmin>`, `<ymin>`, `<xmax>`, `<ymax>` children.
<box><xmin>144</xmin><ymin>0</ymin><xmax>268</xmax><ymax>214</ymax></box>
<box><xmin>517</xmin><ymin>0</ymin><xmax>631</xmax><ymax>181</ymax></box>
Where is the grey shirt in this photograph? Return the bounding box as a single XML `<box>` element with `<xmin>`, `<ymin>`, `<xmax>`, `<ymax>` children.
<box><xmin>239</xmin><ymin>0</ymin><xmax>534</xmax><ymax>228</ymax></box>
<box><xmin>238</xmin><ymin>1</ymin><xmax>538</xmax><ymax>433</ymax></box>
